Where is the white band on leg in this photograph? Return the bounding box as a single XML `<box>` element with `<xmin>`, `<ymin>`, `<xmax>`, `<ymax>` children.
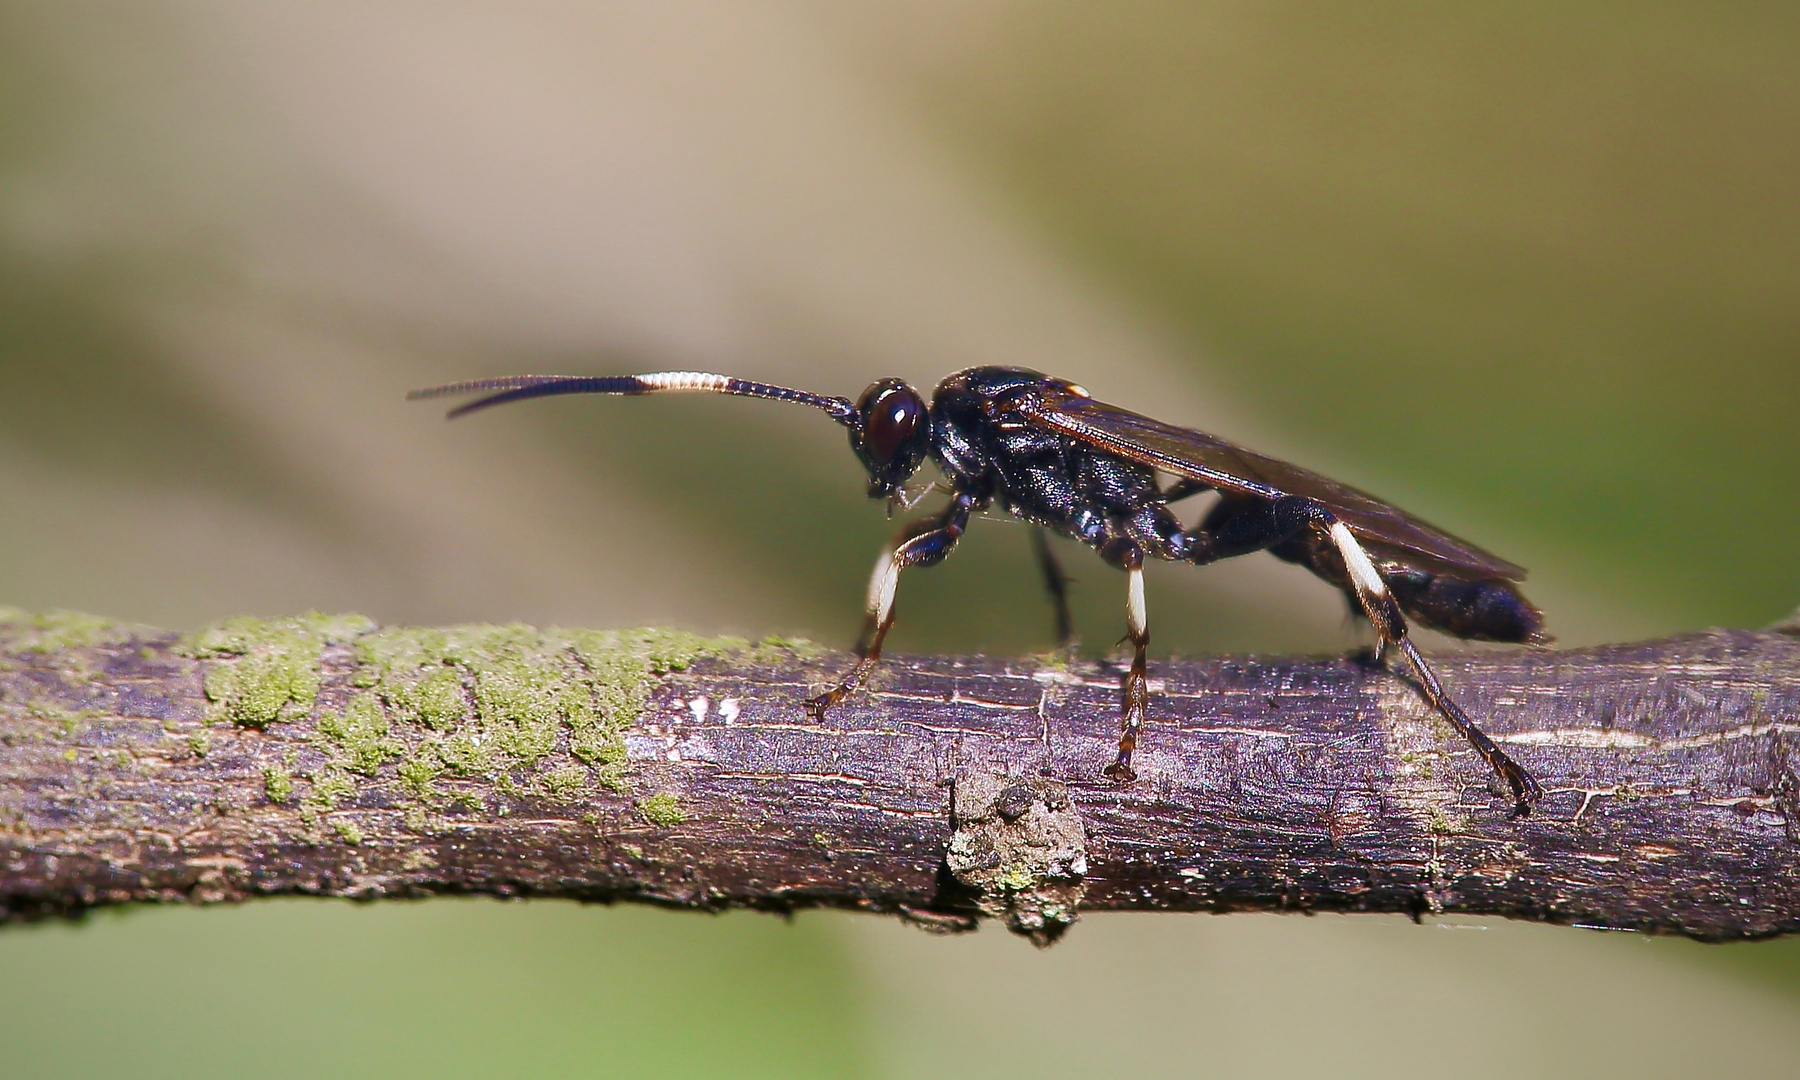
<box><xmin>867</xmin><ymin>547</ymin><xmax>900</xmax><ymax>621</ymax></box>
<box><xmin>1126</xmin><ymin>566</ymin><xmax>1147</xmax><ymax>638</ymax></box>
<box><xmin>1328</xmin><ymin>522</ymin><xmax>1388</xmax><ymax>600</ymax></box>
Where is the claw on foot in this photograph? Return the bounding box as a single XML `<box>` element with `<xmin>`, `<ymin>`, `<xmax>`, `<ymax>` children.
<box><xmin>1501</xmin><ymin>759</ymin><xmax>1544</xmax><ymax>819</ymax></box>
<box><xmin>804</xmin><ymin>676</ymin><xmax>863</xmax><ymax>719</ymax></box>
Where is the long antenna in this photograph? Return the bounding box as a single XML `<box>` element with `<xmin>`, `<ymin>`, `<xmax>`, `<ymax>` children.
<box><xmin>408</xmin><ymin>372</ymin><xmax>859</xmax><ymax>426</ymax></box>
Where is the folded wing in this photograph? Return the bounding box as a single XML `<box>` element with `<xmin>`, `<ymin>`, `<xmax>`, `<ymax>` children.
<box><xmin>1013</xmin><ymin>388</ymin><xmax>1525</xmax><ymax>581</ymax></box>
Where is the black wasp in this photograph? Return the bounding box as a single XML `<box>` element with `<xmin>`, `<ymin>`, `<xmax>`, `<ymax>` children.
<box><xmin>414</xmin><ymin>366</ymin><xmax>1547</xmax><ymax>815</ymax></box>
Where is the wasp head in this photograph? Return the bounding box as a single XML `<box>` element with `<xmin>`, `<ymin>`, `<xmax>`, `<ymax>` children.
<box><xmin>849</xmin><ymin>379</ymin><xmax>931</xmax><ymax>499</ymax></box>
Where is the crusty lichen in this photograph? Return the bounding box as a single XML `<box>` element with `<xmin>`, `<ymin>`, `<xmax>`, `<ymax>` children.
<box><xmin>347</xmin><ymin>624</ymin><xmax>736</xmax><ymax>798</ymax></box>
<box><xmin>180</xmin><ymin>614</ymin><xmax>802</xmax><ymax>835</ymax></box>
<box><xmin>739</xmin><ymin>634</ymin><xmax>830</xmax><ymax>663</ymax></box>
<box><xmin>27</xmin><ymin>700</ymin><xmax>89</xmax><ymax>738</ymax></box>
<box><xmin>263</xmin><ymin>764</ymin><xmax>294</xmax><ymax>804</ymax></box>
<box><xmin>540</xmin><ymin>764</ymin><xmax>588</xmax><ymax>801</ymax></box>
<box><xmin>305</xmin><ymin>769</ymin><xmax>356</xmax><ymax>810</ymax></box>
<box><xmin>190</xmin><ymin>613</ymin><xmax>376</xmax><ymax>729</ymax></box>
<box><xmin>317</xmin><ymin>692</ymin><xmax>401</xmax><ymax>775</ymax></box>
<box><xmin>0</xmin><ymin>607</ymin><xmax>125</xmax><ymax>654</ymax></box>
<box><xmin>396</xmin><ymin>754</ymin><xmax>442</xmax><ymax>800</ymax></box>
<box><xmin>638</xmin><ymin>792</ymin><xmax>686</xmax><ymax>826</ymax></box>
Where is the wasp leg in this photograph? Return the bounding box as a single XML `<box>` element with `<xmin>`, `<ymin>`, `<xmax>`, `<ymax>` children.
<box><xmin>1098</xmin><ymin>538</ymin><xmax>1149</xmax><ymax>782</ymax></box>
<box><xmin>1314</xmin><ymin>512</ymin><xmax>1543</xmax><ymax>817</ymax></box>
<box><xmin>1030</xmin><ymin>528</ymin><xmax>1075</xmax><ymax>650</ymax></box>
<box><xmin>805</xmin><ymin>493</ymin><xmax>977</xmax><ymax>718</ymax></box>
<box><xmin>1183</xmin><ymin>495</ymin><xmax>1540</xmax><ymax>814</ymax></box>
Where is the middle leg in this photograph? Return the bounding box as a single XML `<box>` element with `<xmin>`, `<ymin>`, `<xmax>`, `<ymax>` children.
<box><xmin>1031</xmin><ymin>528</ymin><xmax>1075</xmax><ymax>650</ymax></box>
<box><xmin>1099</xmin><ymin>538</ymin><xmax>1149</xmax><ymax>782</ymax></box>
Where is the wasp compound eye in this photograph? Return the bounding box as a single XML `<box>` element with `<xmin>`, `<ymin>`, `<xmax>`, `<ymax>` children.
<box><xmin>851</xmin><ymin>379</ymin><xmax>931</xmax><ymax>496</ymax></box>
<box><xmin>860</xmin><ymin>383</ymin><xmax>923</xmax><ymax>463</ymax></box>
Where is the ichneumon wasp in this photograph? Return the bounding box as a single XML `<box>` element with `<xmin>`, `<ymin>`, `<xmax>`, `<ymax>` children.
<box><xmin>413</xmin><ymin>367</ymin><xmax>1547</xmax><ymax>816</ymax></box>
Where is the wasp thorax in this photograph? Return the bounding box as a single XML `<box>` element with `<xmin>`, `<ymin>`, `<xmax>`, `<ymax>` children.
<box><xmin>851</xmin><ymin>379</ymin><xmax>931</xmax><ymax>497</ymax></box>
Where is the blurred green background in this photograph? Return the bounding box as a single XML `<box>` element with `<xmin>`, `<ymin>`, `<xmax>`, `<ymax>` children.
<box><xmin>2</xmin><ymin>2</ymin><xmax>1799</xmax><ymax>1076</ymax></box>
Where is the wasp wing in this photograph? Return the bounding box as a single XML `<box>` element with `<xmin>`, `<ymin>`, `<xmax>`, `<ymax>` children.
<box><xmin>1014</xmin><ymin>389</ymin><xmax>1526</xmax><ymax>580</ymax></box>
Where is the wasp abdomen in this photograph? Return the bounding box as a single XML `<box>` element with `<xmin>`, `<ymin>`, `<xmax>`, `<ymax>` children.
<box><xmin>1384</xmin><ymin>569</ymin><xmax>1548</xmax><ymax>645</ymax></box>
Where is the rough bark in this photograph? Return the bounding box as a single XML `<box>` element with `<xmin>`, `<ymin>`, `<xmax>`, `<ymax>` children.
<box><xmin>3</xmin><ymin>612</ymin><xmax>1798</xmax><ymax>944</ymax></box>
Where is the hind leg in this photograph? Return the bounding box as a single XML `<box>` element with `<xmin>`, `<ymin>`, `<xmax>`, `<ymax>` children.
<box><xmin>1316</xmin><ymin>516</ymin><xmax>1542</xmax><ymax>815</ymax></box>
<box><xmin>1189</xmin><ymin>495</ymin><xmax>1541</xmax><ymax>815</ymax></box>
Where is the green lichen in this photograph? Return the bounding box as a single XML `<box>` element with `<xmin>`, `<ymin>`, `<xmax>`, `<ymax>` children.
<box><xmin>742</xmin><ymin>634</ymin><xmax>830</xmax><ymax>663</ymax></box>
<box><xmin>180</xmin><ymin>616</ymin><xmax>785</xmax><ymax>828</ymax></box>
<box><xmin>638</xmin><ymin>792</ymin><xmax>686</xmax><ymax>827</ymax></box>
<box><xmin>305</xmin><ymin>769</ymin><xmax>356</xmax><ymax>810</ymax></box>
<box><xmin>264</xmin><ymin>764</ymin><xmax>294</xmax><ymax>804</ymax></box>
<box><xmin>359</xmin><ymin>624</ymin><xmax>586</xmax><ymax>774</ymax></box>
<box><xmin>584</xmin><ymin>738</ymin><xmax>631</xmax><ymax>792</ymax></box>
<box><xmin>0</xmin><ymin>607</ymin><xmax>122</xmax><ymax>653</ymax></box>
<box><xmin>190</xmin><ymin>613</ymin><xmax>375</xmax><ymax>729</ymax></box>
<box><xmin>385</xmin><ymin>667</ymin><xmax>464</xmax><ymax>730</ymax></box>
<box><xmin>318</xmin><ymin>692</ymin><xmax>402</xmax><ymax>775</ymax></box>
<box><xmin>192</xmin><ymin>612</ymin><xmax>374</xmax><ymax>656</ymax></box>
<box><xmin>28</xmin><ymin>701</ymin><xmax>88</xmax><ymax>736</ymax></box>
<box><xmin>1428</xmin><ymin>807</ymin><xmax>1473</xmax><ymax>835</ymax></box>
<box><xmin>331</xmin><ymin>818</ymin><xmax>364</xmax><ymax>845</ymax></box>
<box><xmin>539</xmin><ymin>763</ymin><xmax>589</xmax><ymax>801</ymax></box>
<box><xmin>348</xmin><ymin>623</ymin><xmax>741</xmax><ymax>799</ymax></box>
<box><xmin>564</xmin><ymin>627</ymin><xmax>721</xmax><ymax>723</ymax></box>
<box><xmin>995</xmin><ymin>865</ymin><xmax>1042</xmax><ymax>892</ymax></box>
<box><xmin>396</xmin><ymin>752</ymin><xmax>442</xmax><ymax>799</ymax></box>
<box><xmin>436</xmin><ymin>729</ymin><xmax>486</xmax><ymax>778</ymax></box>
<box><xmin>187</xmin><ymin>732</ymin><xmax>211</xmax><ymax>758</ymax></box>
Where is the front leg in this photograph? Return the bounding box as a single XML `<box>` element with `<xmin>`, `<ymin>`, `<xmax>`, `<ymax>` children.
<box><xmin>804</xmin><ymin>492</ymin><xmax>977</xmax><ymax>718</ymax></box>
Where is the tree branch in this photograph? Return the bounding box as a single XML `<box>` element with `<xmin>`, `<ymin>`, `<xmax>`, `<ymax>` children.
<box><xmin>3</xmin><ymin>610</ymin><xmax>1798</xmax><ymax>943</ymax></box>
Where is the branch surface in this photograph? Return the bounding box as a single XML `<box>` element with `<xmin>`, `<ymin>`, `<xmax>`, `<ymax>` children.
<box><xmin>2</xmin><ymin>610</ymin><xmax>1798</xmax><ymax>943</ymax></box>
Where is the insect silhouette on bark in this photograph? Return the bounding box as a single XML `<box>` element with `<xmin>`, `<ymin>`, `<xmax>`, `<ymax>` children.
<box><xmin>413</xmin><ymin>366</ymin><xmax>1548</xmax><ymax>816</ymax></box>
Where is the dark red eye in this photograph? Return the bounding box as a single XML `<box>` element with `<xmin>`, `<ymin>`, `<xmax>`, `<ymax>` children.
<box><xmin>860</xmin><ymin>386</ymin><xmax>922</xmax><ymax>464</ymax></box>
